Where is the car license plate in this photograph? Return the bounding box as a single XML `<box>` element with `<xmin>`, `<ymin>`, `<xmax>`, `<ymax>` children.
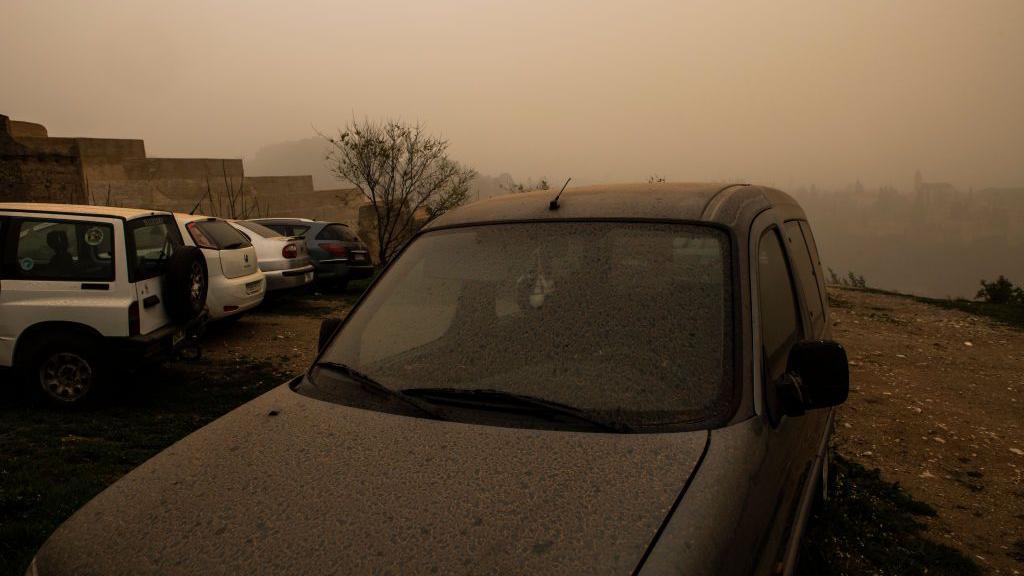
<box><xmin>246</xmin><ymin>280</ymin><xmax>261</xmax><ymax>295</ymax></box>
<box><xmin>304</xmin><ymin>271</ymin><xmax>314</xmax><ymax>282</ymax></box>
<box><xmin>172</xmin><ymin>329</ymin><xmax>185</xmax><ymax>347</ymax></box>
<box><xmin>353</xmin><ymin>253</ymin><xmax>366</xmax><ymax>263</ymax></box>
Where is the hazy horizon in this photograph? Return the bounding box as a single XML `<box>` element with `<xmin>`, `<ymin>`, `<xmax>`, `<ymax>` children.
<box><xmin>3</xmin><ymin>0</ymin><xmax>1024</xmax><ymax>192</ymax></box>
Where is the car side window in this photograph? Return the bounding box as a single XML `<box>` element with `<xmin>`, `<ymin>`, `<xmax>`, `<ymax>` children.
<box><xmin>784</xmin><ymin>221</ymin><xmax>825</xmax><ymax>335</ymax></box>
<box><xmin>4</xmin><ymin>218</ymin><xmax>115</xmax><ymax>282</ymax></box>
<box><xmin>758</xmin><ymin>228</ymin><xmax>803</xmax><ymax>417</ymax></box>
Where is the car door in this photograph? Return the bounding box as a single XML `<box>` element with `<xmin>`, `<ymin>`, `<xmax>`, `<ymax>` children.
<box><xmin>126</xmin><ymin>215</ymin><xmax>184</xmax><ymax>335</ymax></box>
<box><xmin>0</xmin><ymin>213</ymin><xmax>128</xmax><ymax>347</ymax></box>
<box><xmin>749</xmin><ymin>215</ymin><xmax>819</xmax><ymax>574</ymax></box>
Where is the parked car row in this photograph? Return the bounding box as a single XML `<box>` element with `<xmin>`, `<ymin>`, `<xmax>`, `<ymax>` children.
<box><xmin>0</xmin><ymin>202</ymin><xmax>372</xmax><ymax>404</ymax></box>
<box><xmin>17</xmin><ymin>183</ymin><xmax>851</xmax><ymax>576</ymax></box>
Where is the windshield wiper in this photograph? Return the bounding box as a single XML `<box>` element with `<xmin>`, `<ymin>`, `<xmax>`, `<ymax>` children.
<box><xmin>311</xmin><ymin>361</ymin><xmax>447</xmax><ymax>421</ymax></box>
<box><xmin>402</xmin><ymin>388</ymin><xmax>633</xmax><ymax>433</ymax></box>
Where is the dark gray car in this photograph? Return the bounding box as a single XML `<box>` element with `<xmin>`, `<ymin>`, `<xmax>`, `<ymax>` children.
<box><xmin>29</xmin><ymin>183</ymin><xmax>848</xmax><ymax>576</ymax></box>
<box><xmin>250</xmin><ymin>218</ymin><xmax>373</xmax><ymax>289</ymax></box>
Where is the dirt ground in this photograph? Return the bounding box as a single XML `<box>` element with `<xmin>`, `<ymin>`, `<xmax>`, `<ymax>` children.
<box><xmin>828</xmin><ymin>287</ymin><xmax>1024</xmax><ymax>575</ymax></box>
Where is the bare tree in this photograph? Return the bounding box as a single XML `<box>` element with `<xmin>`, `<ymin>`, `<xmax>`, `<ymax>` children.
<box><xmin>323</xmin><ymin>118</ymin><xmax>476</xmax><ymax>264</ymax></box>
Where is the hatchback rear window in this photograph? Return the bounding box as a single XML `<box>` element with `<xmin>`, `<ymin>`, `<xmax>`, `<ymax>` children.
<box><xmin>187</xmin><ymin>219</ymin><xmax>251</xmax><ymax>250</ymax></box>
<box><xmin>316</xmin><ymin>224</ymin><xmax>359</xmax><ymax>242</ymax></box>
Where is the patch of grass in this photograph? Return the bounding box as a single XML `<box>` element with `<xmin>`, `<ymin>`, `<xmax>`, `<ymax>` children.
<box><xmin>0</xmin><ymin>358</ymin><xmax>284</xmax><ymax>576</ymax></box>
<box><xmin>912</xmin><ymin>296</ymin><xmax>1024</xmax><ymax>331</ymax></box>
<box><xmin>829</xmin><ymin>285</ymin><xmax>1024</xmax><ymax>331</ymax></box>
<box><xmin>796</xmin><ymin>454</ymin><xmax>982</xmax><ymax>576</ymax></box>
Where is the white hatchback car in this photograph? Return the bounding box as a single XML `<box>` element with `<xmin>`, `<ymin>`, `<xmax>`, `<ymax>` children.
<box><xmin>173</xmin><ymin>214</ymin><xmax>266</xmax><ymax>320</ymax></box>
<box><xmin>0</xmin><ymin>203</ymin><xmax>209</xmax><ymax>404</ymax></box>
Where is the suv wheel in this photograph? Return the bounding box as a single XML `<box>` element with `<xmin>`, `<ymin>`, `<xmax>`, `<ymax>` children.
<box><xmin>26</xmin><ymin>335</ymin><xmax>103</xmax><ymax>405</ymax></box>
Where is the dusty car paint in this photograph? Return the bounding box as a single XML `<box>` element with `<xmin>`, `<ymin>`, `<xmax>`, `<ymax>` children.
<box><xmin>33</xmin><ymin>385</ymin><xmax>709</xmax><ymax>575</ymax></box>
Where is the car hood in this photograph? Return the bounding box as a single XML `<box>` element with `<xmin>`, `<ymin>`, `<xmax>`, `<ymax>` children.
<box><xmin>34</xmin><ymin>385</ymin><xmax>708</xmax><ymax>576</ymax></box>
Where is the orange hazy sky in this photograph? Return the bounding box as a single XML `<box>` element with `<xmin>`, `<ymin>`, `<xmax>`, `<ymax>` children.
<box><xmin>3</xmin><ymin>0</ymin><xmax>1022</xmax><ymax>190</ymax></box>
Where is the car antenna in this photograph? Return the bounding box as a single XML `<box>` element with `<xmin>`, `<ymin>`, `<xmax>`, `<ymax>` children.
<box><xmin>548</xmin><ymin>177</ymin><xmax>572</xmax><ymax>211</ymax></box>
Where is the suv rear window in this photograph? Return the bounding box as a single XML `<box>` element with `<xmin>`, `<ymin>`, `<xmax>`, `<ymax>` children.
<box><xmin>4</xmin><ymin>218</ymin><xmax>114</xmax><ymax>281</ymax></box>
<box><xmin>316</xmin><ymin>224</ymin><xmax>359</xmax><ymax>242</ymax></box>
<box><xmin>187</xmin><ymin>219</ymin><xmax>251</xmax><ymax>250</ymax></box>
<box><xmin>128</xmin><ymin>216</ymin><xmax>183</xmax><ymax>282</ymax></box>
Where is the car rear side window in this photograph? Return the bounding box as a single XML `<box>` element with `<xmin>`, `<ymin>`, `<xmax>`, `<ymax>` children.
<box><xmin>784</xmin><ymin>221</ymin><xmax>825</xmax><ymax>335</ymax></box>
<box><xmin>261</xmin><ymin>223</ymin><xmax>310</xmax><ymax>237</ymax></box>
<box><xmin>235</xmin><ymin>220</ymin><xmax>282</xmax><ymax>238</ymax></box>
<box><xmin>187</xmin><ymin>219</ymin><xmax>251</xmax><ymax>250</ymax></box>
<box><xmin>129</xmin><ymin>216</ymin><xmax>183</xmax><ymax>282</ymax></box>
<box><xmin>3</xmin><ymin>218</ymin><xmax>115</xmax><ymax>282</ymax></box>
<box><xmin>758</xmin><ymin>228</ymin><xmax>803</xmax><ymax>383</ymax></box>
<box><xmin>316</xmin><ymin>224</ymin><xmax>358</xmax><ymax>242</ymax></box>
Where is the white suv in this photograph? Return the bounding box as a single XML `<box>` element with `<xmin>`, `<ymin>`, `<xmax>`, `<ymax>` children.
<box><xmin>0</xmin><ymin>203</ymin><xmax>209</xmax><ymax>404</ymax></box>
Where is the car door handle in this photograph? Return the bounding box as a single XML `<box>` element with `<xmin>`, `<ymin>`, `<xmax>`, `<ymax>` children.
<box><xmin>81</xmin><ymin>283</ymin><xmax>109</xmax><ymax>291</ymax></box>
<box><xmin>143</xmin><ymin>295</ymin><xmax>161</xmax><ymax>308</ymax></box>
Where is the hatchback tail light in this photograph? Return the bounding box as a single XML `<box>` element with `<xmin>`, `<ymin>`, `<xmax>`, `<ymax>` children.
<box><xmin>282</xmin><ymin>244</ymin><xmax>298</xmax><ymax>259</ymax></box>
<box><xmin>321</xmin><ymin>243</ymin><xmax>348</xmax><ymax>258</ymax></box>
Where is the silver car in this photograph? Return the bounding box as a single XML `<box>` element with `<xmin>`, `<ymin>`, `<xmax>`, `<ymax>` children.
<box><xmin>228</xmin><ymin>220</ymin><xmax>314</xmax><ymax>292</ymax></box>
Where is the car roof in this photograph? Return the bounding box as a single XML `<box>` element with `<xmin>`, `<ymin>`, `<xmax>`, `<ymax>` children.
<box><xmin>0</xmin><ymin>202</ymin><xmax>173</xmax><ymax>220</ymax></box>
<box><xmin>425</xmin><ymin>182</ymin><xmax>806</xmax><ymax>232</ymax></box>
<box><xmin>172</xmin><ymin>212</ymin><xmax>223</xmax><ymax>224</ymax></box>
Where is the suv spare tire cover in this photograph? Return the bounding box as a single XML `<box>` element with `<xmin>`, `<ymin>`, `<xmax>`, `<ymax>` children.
<box><xmin>163</xmin><ymin>246</ymin><xmax>209</xmax><ymax>323</ymax></box>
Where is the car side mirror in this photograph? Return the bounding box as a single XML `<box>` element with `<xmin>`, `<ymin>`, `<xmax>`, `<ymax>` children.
<box><xmin>318</xmin><ymin>317</ymin><xmax>343</xmax><ymax>352</ymax></box>
<box><xmin>778</xmin><ymin>340</ymin><xmax>849</xmax><ymax>416</ymax></box>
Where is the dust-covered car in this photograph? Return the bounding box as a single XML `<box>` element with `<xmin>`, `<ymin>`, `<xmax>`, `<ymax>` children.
<box><xmin>0</xmin><ymin>203</ymin><xmax>208</xmax><ymax>405</ymax></box>
<box><xmin>174</xmin><ymin>214</ymin><xmax>265</xmax><ymax>320</ymax></box>
<box><xmin>29</xmin><ymin>183</ymin><xmax>848</xmax><ymax>575</ymax></box>
<box><xmin>228</xmin><ymin>220</ymin><xmax>314</xmax><ymax>292</ymax></box>
<box><xmin>250</xmin><ymin>218</ymin><xmax>373</xmax><ymax>289</ymax></box>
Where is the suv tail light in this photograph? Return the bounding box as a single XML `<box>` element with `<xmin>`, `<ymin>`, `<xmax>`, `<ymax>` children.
<box><xmin>321</xmin><ymin>243</ymin><xmax>348</xmax><ymax>258</ymax></box>
<box><xmin>128</xmin><ymin>301</ymin><xmax>140</xmax><ymax>336</ymax></box>
<box><xmin>282</xmin><ymin>244</ymin><xmax>298</xmax><ymax>259</ymax></box>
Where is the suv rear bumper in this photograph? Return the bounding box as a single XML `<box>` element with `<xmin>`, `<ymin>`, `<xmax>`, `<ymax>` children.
<box><xmin>110</xmin><ymin>312</ymin><xmax>208</xmax><ymax>362</ymax></box>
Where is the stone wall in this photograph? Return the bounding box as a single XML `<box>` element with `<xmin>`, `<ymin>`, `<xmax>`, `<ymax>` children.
<box><xmin>1</xmin><ymin>115</ymin><xmax>87</xmax><ymax>204</ymax></box>
<box><xmin>0</xmin><ymin>115</ymin><xmax>368</xmax><ymax>243</ymax></box>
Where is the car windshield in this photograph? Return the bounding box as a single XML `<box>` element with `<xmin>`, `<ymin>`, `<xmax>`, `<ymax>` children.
<box><xmin>234</xmin><ymin>220</ymin><xmax>285</xmax><ymax>238</ymax></box>
<box><xmin>311</xmin><ymin>221</ymin><xmax>734</xmax><ymax>431</ymax></box>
